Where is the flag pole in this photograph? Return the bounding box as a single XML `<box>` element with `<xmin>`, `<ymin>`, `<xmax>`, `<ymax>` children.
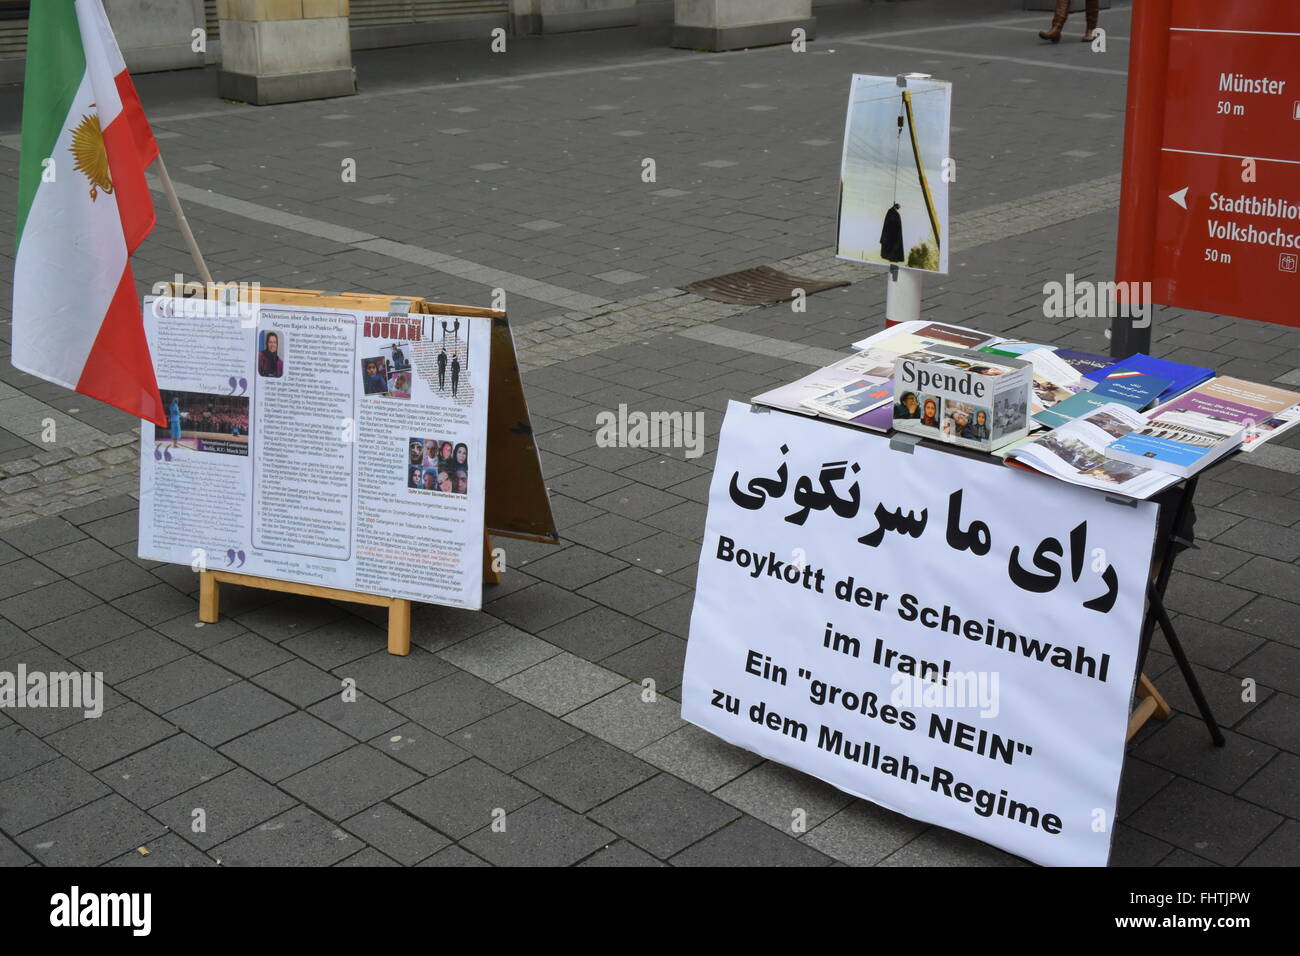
<box><xmin>152</xmin><ymin>154</ymin><xmax>213</xmax><ymax>287</ymax></box>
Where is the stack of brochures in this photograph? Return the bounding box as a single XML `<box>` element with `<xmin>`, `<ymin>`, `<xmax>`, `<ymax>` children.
<box><xmin>751</xmin><ymin>319</ymin><xmax>1300</xmax><ymax>498</ymax></box>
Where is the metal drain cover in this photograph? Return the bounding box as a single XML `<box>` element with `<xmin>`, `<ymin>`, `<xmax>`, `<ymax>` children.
<box><xmin>683</xmin><ymin>266</ymin><xmax>849</xmax><ymax>305</ymax></box>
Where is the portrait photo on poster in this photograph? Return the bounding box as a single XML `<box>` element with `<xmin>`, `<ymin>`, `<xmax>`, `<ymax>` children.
<box><xmin>257</xmin><ymin>329</ymin><xmax>284</xmax><ymax>378</ymax></box>
<box><xmin>837</xmin><ymin>73</ymin><xmax>952</xmax><ymax>274</ymax></box>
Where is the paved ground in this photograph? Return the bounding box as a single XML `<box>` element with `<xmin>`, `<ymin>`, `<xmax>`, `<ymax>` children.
<box><xmin>0</xmin><ymin>0</ymin><xmax>1297</xmax><ymax>867</ymax></box>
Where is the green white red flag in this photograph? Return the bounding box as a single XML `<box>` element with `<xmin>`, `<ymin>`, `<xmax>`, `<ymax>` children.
<box><xmin>12</xmin><ymin>0</ymin><xmax>164</xmax><ymax>425</ymax></box>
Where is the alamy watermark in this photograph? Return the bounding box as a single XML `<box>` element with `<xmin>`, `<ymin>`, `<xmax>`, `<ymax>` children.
<box><xmin>1042</xmin><ymin>274</ymin><xmax>1152</xmax><ymax>327</ymax></box>
<box><xmin>0</xmin><ymin>666</ymin><xmax>103</xmax><ymax>718</ymax></box>
<box><xmin>595</xmin><ymin>403</ymin><xmax>706</xmax><ymax>459</ymax></box>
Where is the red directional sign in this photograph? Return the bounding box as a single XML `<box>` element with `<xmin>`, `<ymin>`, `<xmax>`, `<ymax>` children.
<box><xmin>1117</xmin><ymin>0</ymin><xmax>1300</xmax><ymax>329</ymax></box>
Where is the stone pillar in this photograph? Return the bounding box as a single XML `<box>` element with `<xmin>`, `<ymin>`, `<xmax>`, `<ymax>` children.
<box><xmin>104</xmin><ymin>0</ymin><xmax>206</xmax><ymax>73</ymax></box>
<box><xmin>217</xmin><ymin>0</ymin><xmax>356</xmax><ymax>106</ymax></box>
<box><xmin>672</xmin><ymin>0</ymin><xmax>813</xmax><ymax>52</ymax></box>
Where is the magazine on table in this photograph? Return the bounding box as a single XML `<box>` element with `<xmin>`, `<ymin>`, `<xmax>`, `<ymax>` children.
<box><xmin>752</xmin><ymin>349</ymin><xmax>896</xmax><ymax>416</ymax></box>
<box><xmin>851</xmin><ymin>319</ymin><xmax>999</xmax><ymax>355</ymax></box>
<box><xmin>1005</xmin><ymin>403</ymin><xmax>1182</xmax><ymax>499</ymax></box>
<box><xmin>1105</xmin><ymin>408</ymin><xmax>1244</xmax><ymax>477</ymax></box>
<box><xmin>1084</xmin><ymin>353</ymin><xmax>1214</xmax><ymax>404</ymax></box>
<box><xmin>801</xmin><ymin>377</ymin><xmax>895</xmax><ymax>420</ymax></box>
<box><xmin>1148</xmin><ymin>376</ymin><xmax>1300</xmax><ymax>454</ymax></box>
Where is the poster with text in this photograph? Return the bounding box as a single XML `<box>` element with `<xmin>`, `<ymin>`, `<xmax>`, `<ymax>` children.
<box><xmin>837</xmin><ymin>73</ymin><xmax>952</xmax><ymax>274</ymax></box>
<box><xmin>682</xmin><ymin>402</ymin><xmax>1159</xmax><ymax>866</ymax></box>
<box><xmin>138</xmin><ymin>297</ymin><xmax>489</xmax><ymax>609</ymax></box>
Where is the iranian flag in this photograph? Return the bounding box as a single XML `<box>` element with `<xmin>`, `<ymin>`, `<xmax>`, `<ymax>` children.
<box><xmin>12</xmin><ymin>0</ymin><xmax>164</xmax><ymax>425</ymax></box>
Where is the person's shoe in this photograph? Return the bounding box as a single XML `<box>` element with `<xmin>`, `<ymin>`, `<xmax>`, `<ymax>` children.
<box><xmin>1081</xmin><ymin>0</ymin><xmax>1100</xmax><ymax>41</ymax></box>
<box><xmin>1038</xmin><ymin>0</ymin><xmax>1070</xmax><ymax>43</ymax></box>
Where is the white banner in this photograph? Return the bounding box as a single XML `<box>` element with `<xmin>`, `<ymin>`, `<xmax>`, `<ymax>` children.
<box><xmin>683</xmin><ymin>402</ymin><xmax>1160</xmax><ymax>866</ymax></box>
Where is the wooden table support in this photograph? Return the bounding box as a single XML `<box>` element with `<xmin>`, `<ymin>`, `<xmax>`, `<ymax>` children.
<box><xmin>1126</xmin><ymin>672</ymin><xmax>1173</xmax><ymax>740</ymax></box>
<box><xmin>200</xmin><ymin>569</ymin><xmax>413</xmax><ymax>655</ymax></box>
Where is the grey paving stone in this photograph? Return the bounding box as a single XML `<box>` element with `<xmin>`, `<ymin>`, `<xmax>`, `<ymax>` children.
<box><xmin>1109</xmin><ymin>822</ymin><xmax>1176</xmax><ymax>867</ymax></box>
<box><xmin>336</xmin><ymin>847</ymin><xmax>400</xmax><ymax>866</ymax></box>
<box><xmin>72</xmin><ymin>629</ymin><xmax>189</xmax><ymax>684</ymax></box>
<box><xmin>0</xmin><ymin>757</ymin><xmax>110</xmax><ymax>834</ymax></box>
<box><xmin>1235</xmin><ymin>691</ymin><xmax>1300</xmax><ymax>753</ymax></box>
<box><xmin>0</xmin><ymin>516</ymin><xmax>85</xmax><ymax>555</ymax></box>
<box><xmin>280</xmin><ymin>617</ymin><xmax>388</xmax><ymax>670</ymax></box>
<box><xmin>117</xmin><ymin>654</ymin><xmax>239</xmax><ymax>712</ymax></box>
<box><xmin>483</xmin><ymin>581</ymin><xmax>595</xmax><ymax>633</ymax></box>
<box><xmin>45</xmin><ymin>702</ymin><xmax>176</xmax><ymax>771</ymax></box>
<box><xmin>416</xmin><ymin>844</ymin><xmax>491</xmax><ymax>867</ymax></box>
<box><xmin>17</xmin><ymin>794</ymin><xmax>168</xmax><ymax>866</ymax></box>
<box><xmin>34</xmin><ymin>538</ymin><xmax>122</xmax><ymax>577</ymax></box>
<box><xmin>461</xmin><ymin>796</ymin><xmax>615</xmax><ymax>866</ymax></box>
<box><xmin>149</xmin><ymin>768</ymin><xmax>297</xmax><ymax>851</ymax></box>
<box><xmin>600</xmin><ymin>632</ymin><xmax>686</xmax><ymax>693</ymax></box>
<box><xmin>588</xmin><ymin>484</ymin><xmax>686</xmax><ymax>520</ymax></box>
<box><xmin>563</xmin><ymin>513</ymin><xmax>658</xmax><ymax>552</ymax></box>
<box><xmin>436</xmin><ymin>623</ymin><xmax>560</xmax><ymax>683</ymax></box>
<box><xmin>452</xmin><ymin>702</ymin><xmax>587</xmax><ymax>775</ymax></box>
<box><xmin>1235</xmin><ymin>751</ymin><xmax>1300</xmax><ymax>820</ymax></box>
<box><xmin>1240</xmin><ymin>820</ymin><xmax>1300</xmax><ymax>867</ymax></box>
<box><xmin>715</xmin><ymin>761</ymin><xmax>853</xmax><ymax>835</ymax></box>
<box><xmin>497</xmin><ymin>651</ymin><xmax>627</xmax><ymax>716</ymax></box>
<box><xmin>211</xmin><ymin>805</ymin><xmax>362</xmax><ymax>867</ymax></box>
<box><xmin>342</xmin><ymin>802</ymin><xmax>452</xmax><ymax>865</ymax></box>
<box><xmin>104</xmin><ymin>831</ymin><xmax>216</xmax><ymax>866</ymax></box>
<box><xmin>515</xmin><ymin>734</ymin><xmax>656</xmax><ymax>813</ymax></box>
<box><xmin>1117</xmin><ymin>756</ymin><xmax>1175</xmax><ymax>818</ymax></box>
<box><xmin>281</xmin><ymin>745</ymin><xmax>423</xmax><ymax>822</ymax></box>
<box><xmin>97</xmin><ymin>733</ymin><xmax>235</xmax><ymax>808</ymax></box>
<box><xmin>1134</xmin><ymin>714</ymin><xmax>1276</xmax><ymax>794</ymax></box>
<box><xmin>74</xmin><ymin>560</ymin><xmax>161</xmax><ymax>601</ymax></box>
<box><xmin>880</xmin><ymin>827</ymin><xmax>1028</xmax><ymax>867</ymax></box>
<box><xmin>157</xmin><ymin>613</ymin><xmax>249</xmax><ymax>652</ymax></box>
<box><xmin>0</xmin><ymin>723</ymin><xmax>57</xmax><ymax>782</ymax></box>
<box><xmin>1234</xmin><ymin>642</ymin><xmax>1300</xmax><ymax>698</ymax></box>
<box><xmin>1127</xmin><ymin>777</ymin><xmax>1282</xmax><ymax>866</ymax></box>
<box><xmin>803</xmin><ymin>799</ymin><xmax>930</xmax><ymax>866</ymax></box>
<box><xmin>234</xmin><ymin>595</ymin><xmax>348</xmax><ymax>643</ymax></box>
<box><xmin>635</xmin><ymin>722</ymin><xmax>763</xmax><ymax>792</ymax></box>
<box><xmin>391</xmin><ymin>758</ymin><xmax>538</xmax><ymax>839</ymax></box>
<box><xmin>577</xmin><ymin>839</ymin><xmax>666</xmax><ymax>867</ymax></box>
<box><xmin>308</xmin><ymin>693</ymin><xmax>406</xmax><ymax>741</ymax></box>
<box><xmin>536</xmin><ymin>605</ymin><xmax>657</xmax><ymax>660</ymax></box>
<box><xmin>110</xmin><ymin>582</ymin><xmax>197</xmax><ymax>626</ymax></box>
<box><xmin>166</xmin><ymin>681</ymin><xmax>295</xmax><ymax>746</ymax></box>
<box><xmin>520</xmin><ymin>544</ymin><xmax>628</xmax><ymax>589</ymax></box>
<box><xmin>218</xmin><ymin>711</ymin><xmax>355</xmax><ymax>783</ymax></box>
<box><xmin>589</xmin><ymin>772</ymin><xmax>740</xmax><ymax>859</ymax></box>
<box><xmin>330</xmin><ymin>646</ymin><xmax>454</xmax><ymax>700</ymax></box>
<box><xmin>202</xmin><ymin>631</ymin><xmax>294</xmax><ymax>676</ymax></box>
<box><xmin>369</xmin><ymin>722</ymin><xmax>470</xmax><ymax>777</ymax></box>
<box><xmin>0</xmin><ymin>580</ymin><xmax>101</xmax><ymax>629</ymax></box>
<box><xmin>565</xmin><ymin>682</ymin><xmax>684</xmax><ymax>751</ymax></box>
<box><xmin>389</xmin><ymin>670</ymin><xmax>517</xmax><ymax>735</ymax></box>
<box><xmin>252</xmin><ymin>658</ymin><xmax>343</xmax><ymax>707</ymax></box>
<box><xmin>671</xmin><ymin>815</ymin><xmax>834</xmax><ymax>867</ymax></box>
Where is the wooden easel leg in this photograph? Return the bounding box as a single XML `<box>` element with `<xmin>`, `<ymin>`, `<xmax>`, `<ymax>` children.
<box><xmin>1127</xmin><ymin>672</ymin><xmax>1172</xmax><ymax>741</ymax></box>
<box><xmin>388</xmin><ymin>599</ymin><xmax>411</xmax><ymax>656</ymax></box>
<box><xmin>199</xmin><ymin>571</ymin><xmax>220</xmax><ymax>623</ymax></box>
<box><xmin>483</xmin><ymin>532</ymin><xmax>500</xmax><ymax>585</ymax></box>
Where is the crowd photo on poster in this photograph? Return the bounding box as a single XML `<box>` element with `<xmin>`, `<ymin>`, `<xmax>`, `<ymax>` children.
<box><xmin>153</xmin><ymin>390</ymin><xmax>250</xmax><ymax>456</ymax></box>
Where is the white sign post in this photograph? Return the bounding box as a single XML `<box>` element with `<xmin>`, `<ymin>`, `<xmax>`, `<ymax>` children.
<box><xmin>683</xmin><ymin>402</ymin><xmax>1160</xmax><ymax>866</ymax></box>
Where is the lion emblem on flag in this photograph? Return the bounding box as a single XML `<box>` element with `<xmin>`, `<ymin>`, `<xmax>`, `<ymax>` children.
<box><xmin>69</xmin><ymin>112</ymin><xmax>114</xmax><ymax>201</ymax></box>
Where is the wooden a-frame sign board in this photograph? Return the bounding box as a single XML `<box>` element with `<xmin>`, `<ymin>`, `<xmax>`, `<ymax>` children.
<box><xmin>168</xmin><ymin>283</ymin><xmax>559</xmax><ymax>655</ymax></box>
